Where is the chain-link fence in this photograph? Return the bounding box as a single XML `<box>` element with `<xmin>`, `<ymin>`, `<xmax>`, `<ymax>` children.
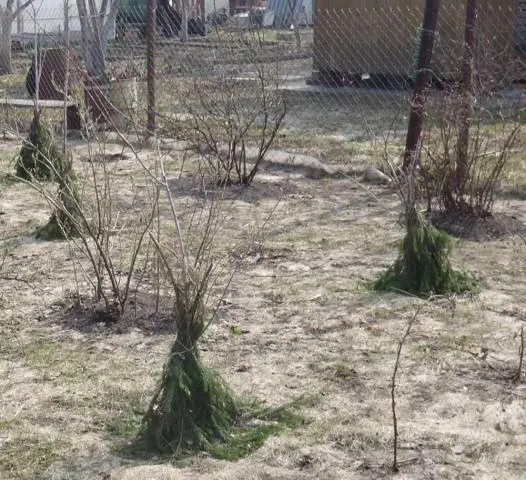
<box><xmin>0</xmin><ymin>1</ymin><xmax>524</xmax><ymax>158</ymax></box>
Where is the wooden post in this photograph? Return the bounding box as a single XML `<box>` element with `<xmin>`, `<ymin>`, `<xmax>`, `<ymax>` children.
<box><xmin>402</xmin><ymin>0</ymin><xmax>441</xmax><ymax>171</ymax></box>
<box><xmin>63</xmin><ymin>0</ymin><xmax>69</xmax><ymax>151</ymax></box>
<box><xmin>456</xmin><ymin>0</ymin><xmax>477</xmax><ymax>189</ymax></box>
<box><xmin>16</xmin><ymin>0</ymin><xmax>23</xmax><ymax>34</ymax></box>
<box><xmin>146</xmin><ymin>0</ymin><xmax>156</xmax><ymax>134</ymax></box>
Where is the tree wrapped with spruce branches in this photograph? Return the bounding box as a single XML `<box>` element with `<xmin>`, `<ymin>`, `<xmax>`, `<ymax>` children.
<box><xmin>15</xmin><ymin>109</ymin><xmax>82</xmax><ymax>240</ymax></box>
<box><xmin>138</xmin><ymin>160</ymin><xmax>238</xmax><ymax>455</ymax></box>
<box><xmin>374</xmin><ymin>202</ymin><xmax>477</xmax><ymax>296</ymax></box>
<box><xmin>36</xmin><ymin>157</ymin><xmax>83</xmax><ymax>240</ymax></box>
<box><xmin>375</xmin><ymin>0</ymin><xmax>477</xmax><ymax>297</ymax></box>
<box><xmin>139</xmin><ymin>271</ymin><xmax>238</xmax><ymax>453</ymax></box>
<box><xmin>15</xmin><ymin>109</ymin><xmax>67</xmax><ymax>182</ymax></box>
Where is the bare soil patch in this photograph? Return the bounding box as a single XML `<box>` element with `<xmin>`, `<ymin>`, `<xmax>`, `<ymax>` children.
<box><xmin>45</xmin><ymin>293</ymin><xmax>176</xmax><ymax>335</ymax></box>
<box><xmin>430</xmin><ymin>209</ymin><xmax>526</xmax><ymax>241</ymax></box>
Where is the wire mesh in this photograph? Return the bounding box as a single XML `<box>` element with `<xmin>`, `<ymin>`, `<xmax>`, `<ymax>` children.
<box><xmin>0</xmin><ymin>1</ymin><xmax>524</xmax><ymax>155</ymax></box>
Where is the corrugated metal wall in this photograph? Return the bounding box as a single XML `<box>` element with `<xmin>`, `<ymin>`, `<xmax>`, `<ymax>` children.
<box><xmin>313</xmin><ymin>0</ymin><xmax>519</xmax><ymax>79</ymax></box>
<box><xmin>267</xmin><ymin>0</ymin><xmax>313</xmax><ymax>27</ymax></box>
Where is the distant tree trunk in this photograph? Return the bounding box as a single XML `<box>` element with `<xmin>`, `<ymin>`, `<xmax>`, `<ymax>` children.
<box><xmin>456</xmin><ymin>0</ymin><xmax>477</xmax><ymax>189</ymax></box>
<box><xmin>77</xmin><ymin>0</ymin><xmax>120</xmax><ymax>82</ymax></box>
<box><xmin>0</xmin><ymin>0</ymin><xmax>33</xmax><ymax>75</ymax></box>
<box><xmin>0</xmin><ymin>10</ymin><xmax>13</xmax><ymax>75</ymax></box>
<box><xmin>180</xmin><ymin>0</ymin><xmax>188</xmax><ymax>41</ymax></box>
<box><xmin>402</xmin><ymin>0</ymin><xmax>441</xmax><ymax>171</ymax></box>
<box><xmin>288</xmin><ymin>0</ymin><xmax>301</xmax><ymax>49</ymax></box>
<box><xmin>288</xmin><ymin>0</ymin><xmax>297</xmax><ymax>28</ymax></box>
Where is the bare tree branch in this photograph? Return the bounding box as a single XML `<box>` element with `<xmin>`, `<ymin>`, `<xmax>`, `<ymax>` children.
<box><xmin>511</xmin><ymin>326</ymin><xmax>524</xmax><ymax>384</ymax></box>
<box><xmin>391</xmin><ymin>305</ymin><xmax>421</xmax><ymax>473</ymax></box>
<box><xmin>13</xmin><ymin>0</ymin><xmax>34</xmax><ymax>19</ymax></box>
<box><xmin>99</xmin><ymin>0</ymin><xmax>109</xmax><ymax>17</ymax></box>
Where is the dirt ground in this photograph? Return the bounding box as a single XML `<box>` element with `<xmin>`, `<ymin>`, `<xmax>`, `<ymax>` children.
<box><xmin>1</xmin><ymin>127</ymin><xmax>525</xmax><ymax>480</ymax></box>
<box><xmin>1</xmin><ymin>65</ymin><xmax>526</xmax><ymax>479</ymax></box>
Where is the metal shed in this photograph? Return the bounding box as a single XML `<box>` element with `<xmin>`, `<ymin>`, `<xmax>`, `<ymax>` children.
<box><xmin>266</xmin><ymin>0</ymin><xmax>313</xmax><ymax>27</ymax></box>
<box><xmin>312</xmin><ymin>0</ymin><xmax>522</xmax><ymax>84</ymax></box>
<box><xmin>4</xmin><ymin>0</ymin><xmax>116</xmax><ymax>42</ymax></box>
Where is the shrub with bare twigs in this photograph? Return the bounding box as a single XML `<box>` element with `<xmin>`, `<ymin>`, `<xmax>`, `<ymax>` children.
<box><xmin>165</xmin><ymin>27</ymin><xmax>287</xmax><ymax>186</ymax></box>
<box><xmin>420</xmin><ymin>91</ymin><xmax>521</xmax><ymax>219</ymax></box>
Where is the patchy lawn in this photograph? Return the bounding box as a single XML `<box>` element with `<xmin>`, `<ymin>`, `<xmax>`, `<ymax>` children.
<box><xmin>0</xmin><ymin>118</ymin><xmax>525</xmax><ymax>480</ymax></box>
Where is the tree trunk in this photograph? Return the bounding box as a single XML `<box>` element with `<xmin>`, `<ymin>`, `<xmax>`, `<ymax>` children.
<box><xmin>87</xmin><ymin>0</ymin><xmax>106</xmax><ymax>79</ymax></box>
<box><xmin>456</xmin><ymin>0</ymin><xmax>477</xmax><ymax>191</ymax></box>
<box><xmin>289</xmin><ymin>0</ymin><xmax>296</xmax><ymax>28</ymax></box>
<box><xmin>77</xmin><ymin>0</ymin><xmax>118</xmax><ymax>82</ymax></box>
<box><xmin>0</xmin><ymin>0</ymin><xmax>34</xmax><ymax>75</ymax></box>
<box><xmin>402</xmin><ymin>0</ymin><xmax>441</xmax><ymax>171</ymax></box>
<box><xmin>0</xmin><ymin>10</ymin><xmax>13</xmax><ymax>75</ymax></box>
<box><xmin>289</xmin><ymin>0</ymin><xmax>301</xmax><ymax>50</ymax></box>
<box><xmin>180</xmin><ymin>0</ymin><xmax>188</xmax><ymax>41</ymax></box>
<box><xmin>100</xmin><ymin>0</ymin><xmax>119</xmax><ymax>58</ymax></box>
<box><xmin>77</xmin><ymin>0</ymin><xmax>96</xmax><ymax>77</ymax></box>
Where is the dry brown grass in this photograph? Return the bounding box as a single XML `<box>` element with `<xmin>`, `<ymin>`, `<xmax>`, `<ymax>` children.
<box><xmin>0</xmin><ymin>45</ymin><xmax>525</xmax><ymax>475</ymax></box>
<box><xmin>0</xmin><ymin>120</ymin><xmax>525</xmax><ymax>479</ymax></box>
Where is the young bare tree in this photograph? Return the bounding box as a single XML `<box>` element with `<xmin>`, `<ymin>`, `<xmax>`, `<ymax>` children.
<box><xmin>0</xmin><ymin>0</ymin><xmax>34</xmax><ymax>74</ymax></box>
<box><xmin>139</xmin><ymin>153</ymin><xmax>238</xmax><ymax>454</ymax></box>
<box><xmin>419</xmin><ymin>1</ymin><xmax>521</xmax><ymax>222</ymax></box>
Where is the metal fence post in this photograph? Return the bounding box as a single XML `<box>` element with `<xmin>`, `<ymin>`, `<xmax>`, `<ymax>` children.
<box><xmin>147</xmin><ymin>0</ymin><xmax>156</xmax><ymax>134</ymax></box>
<box><xmin>403</xmin><ymin>0</ymin><xmax>441</xmax><ymax>171</ymax></box>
